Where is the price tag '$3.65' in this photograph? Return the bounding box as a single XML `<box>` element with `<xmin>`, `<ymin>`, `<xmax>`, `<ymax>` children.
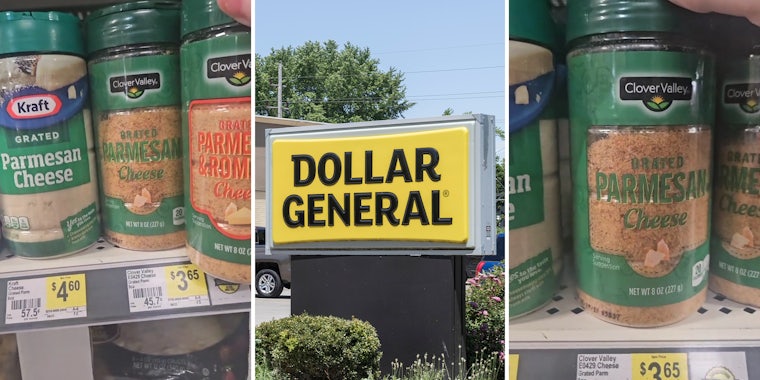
<box><xmin>633</xmin><ymin>353</ymin><xmax>688</xmax><ymax>380</ymax></box>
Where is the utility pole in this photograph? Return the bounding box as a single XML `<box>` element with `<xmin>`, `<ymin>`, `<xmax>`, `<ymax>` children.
<box><xmin>277</xmin><ymin>62</ymin><xmax>283</xmax><ymax>118</ymax></box>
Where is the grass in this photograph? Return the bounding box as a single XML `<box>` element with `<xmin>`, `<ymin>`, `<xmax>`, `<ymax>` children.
<box><xmin>255</xmin><ymin>348</ymin><xmax>504</xmax><ymax>380</ymax></box>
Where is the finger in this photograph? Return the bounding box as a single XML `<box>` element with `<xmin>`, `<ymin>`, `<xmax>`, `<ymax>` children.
<box><xmin>669</xmin><ymin>0</ymin><xmax>760</xmax><ymax>26</ymax></box>
<box><xmin>217</xmin><ymin>0</ymin><xmax>251</xmax><ymax>27</ymax></box>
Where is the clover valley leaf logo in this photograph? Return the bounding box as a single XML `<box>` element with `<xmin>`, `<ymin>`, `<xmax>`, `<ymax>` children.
<box><xmin>620</xmin><ymin>77</ymin><xmax>693</xmax><ymax>112</ymax></box>
<box><xmin>228</xmin><ymin>71</ymin><xmax>251</xmax><ymax>87</ymax></box>
<box><xmin>646</xmin><ymin>96</ymin><xmax>671</xmax><ymax>112</ymax></box>
<box><xmin>127</xmin><ymin>87</ymin><xmax>144</xmax><ymax>99</ymax></box>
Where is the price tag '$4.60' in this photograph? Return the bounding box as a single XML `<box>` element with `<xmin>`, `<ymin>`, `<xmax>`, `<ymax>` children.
<box><xmin>46</xmin><ymin>274</ymin><xmax>86</xmax><ymax>310</ymax></box>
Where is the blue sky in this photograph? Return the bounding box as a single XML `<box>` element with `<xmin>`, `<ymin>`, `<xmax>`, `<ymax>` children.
<box><xmin>254</xmin><ymin>0</ymin><xmax>506</xmax><ymax>155</ymax></box>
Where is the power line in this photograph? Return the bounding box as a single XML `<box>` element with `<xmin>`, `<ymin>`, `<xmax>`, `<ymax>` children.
<box><xmin>255</xmin><ymin>94</ymin><xmax>503</xmax><ymax>105</ymax></box>
<box><xmin>275</xmin><ymin>65</ymin><xmax>504</xmax><ymax>81</ymax></box>
<box><xmin>405</xmin><ymin>66</ymin><xmax>504</xmax><ymax>74</ymax></box>
<box><xmin>374</xmin><ymin>43</ymin><xmax>504</xmax><ymax>55</ymax></box>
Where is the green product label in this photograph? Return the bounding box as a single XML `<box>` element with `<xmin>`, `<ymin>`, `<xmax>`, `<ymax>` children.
<box><xmin>509</xmin><ymin>122</ymin><xmax>544</xmax><ymax>229</ymax></box>
<box><xmin>187</xmin><ymin>213</ymin><xmax>250</xmax><ymax>265</ymax></box>
<box><xmin>568</xmin><ymin>50</ymin><xmax>714</xmax><ymax>127</ymax></box>
<box><xmin>88</xmin><ymin>53</ymin><xmax>180</xmax><ymax>111</ymax></box>
<box><xmin>182</xmin><ymin>35</ymin><xmax>251</xmax><ymax>265</ymax></box>
<box><xmin>568</xmin><ymin>49</ymin><xmax>715</xmax><ymax>306</ymax></box>
<box><xmin>720</xmin><ymin>58</ymin><xmax>760</xmax><ymax>125</ymax></box>
<box><xmin>711</xmin><ymin>128</ymin><xmax>760</xmax><ymax>288</ymax></box>
<box><xmin>103</xmin><ymin>194</ymin><xmax>184</xmax><ymax>235</ymax></box>
<box><xmin>181</xmin><ymin>34</ymin><xmax>251</xmax><ymax>101</ymax></box>
<box><xmin>509</xmin><ymin>249</ymin><xmax>556</xmax><ymax>317</ymax></box>
<box><xmin>5</xmin><ymin>202</ymin><xmax>99</xmax><ymax>257</ymax></box>
<box><xmin>711</xmin><ymin>240</ymin><xmax>760</xmax><ymax>288</ymax></box>
<box><xmin>0</xmin><ymin>112</ymin><xmax>92</xmax><ymax>194</ymax></box>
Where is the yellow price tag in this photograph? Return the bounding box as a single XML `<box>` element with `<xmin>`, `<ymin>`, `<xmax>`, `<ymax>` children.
<box><xmin>164</xmin><ymin>264</ymin><xmax>208</xmax><ymax>299</ymax></box>
<box><xmin>46</xmin><ymin>274</ymin><xmax>86</xmax><ymax>309</ymax></box>
<box><xmin>509</xmin><ymin>354</ymin><xmax>519</xmax><ymax>380</ymax></box>
<box><xmin>633</xmin><ymin>353</ymin><xmax>688</xmax><ymax>380</ymax></box>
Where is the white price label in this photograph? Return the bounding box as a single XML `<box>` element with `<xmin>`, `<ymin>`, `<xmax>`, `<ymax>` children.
<box><xmin>577</xmin><ymin>353</ymin><xmax>631</xmax><ymax>380</ymax></box>
<box><xmin>206</xmin><ymin>275</ymin><xmax>251</xmax><ymax>305</ymax></box>
<box><xmin>126</xmin><ymin>264</ymin><xmax>210</xmax><ymax>313</ymax></box>
<box><xmin>126</xmin><ymin>268</ymin><xmax>166</xmax><ymax>312</ymax></box>
<box><xmin>5</xmin><ymin>275</ymin><xmax>88</xmax><ymax>324</ymax></box>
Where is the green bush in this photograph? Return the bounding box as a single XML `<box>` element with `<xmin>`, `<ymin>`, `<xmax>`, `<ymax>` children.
<box><xmin>465</xmin><ymin>264</ymin><xmax>505</xmax><ymax>376</ymax></box>
<box><xmin>256</xmin><ymin>314</ymin><xmax>382</xmax><ymax>380</ymax></box>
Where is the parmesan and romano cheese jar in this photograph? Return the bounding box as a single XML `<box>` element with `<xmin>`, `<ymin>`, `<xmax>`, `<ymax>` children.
<box><xmin>508</xmin><ymin>0</ymin><xmax>562</xmax><ymax>319</ymax></box>
<box><xmin>85</xmin><ymin>1</ymin><xmax>186</xmax><ymax>251</ymax></box>
<box><xmin>181</xmin><ymin>0</ymin><xmax>251</xmax><ymax>283</ymax></box>
<box><xmin>0</xmin><ymin>12</ymin><xmax>100</xmax><ymax>258</ymax></box>
<box><xmin>567</xmin><ymin>0</ymin><xmax>714</xmax><ymax>326</ymax></box>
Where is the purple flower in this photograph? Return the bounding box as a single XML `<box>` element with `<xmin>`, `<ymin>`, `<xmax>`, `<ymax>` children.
<box><xmin>480</xmin><ymin>323</ymin><xmax>489</xmax><ymax>332</ymax></box>
<box><xmin>468</xmin><ymin>301</ymin><xmax>479</xmax><ymax>309</ymax></box>
<box><xmin>490</xmin><ymin>296</ymin><xmax>502</xmax><ymax>302</ymax></box>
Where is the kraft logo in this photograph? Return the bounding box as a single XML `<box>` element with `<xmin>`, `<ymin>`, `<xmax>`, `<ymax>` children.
<box><xmin>6</xmin><ymin>94</ymin><xmax>62</xmax><ymax>119</ymax></box>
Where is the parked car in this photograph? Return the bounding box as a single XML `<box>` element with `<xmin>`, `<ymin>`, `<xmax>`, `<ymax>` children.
<box><xmin>476</xmin><ymin>232</ymin><xmax>505</xmax><ymax>274</ymax></box>
<box><xmin>254</xmin><ymin>227</ymin><xmax>291</xmax><ymax>298</ymax></box>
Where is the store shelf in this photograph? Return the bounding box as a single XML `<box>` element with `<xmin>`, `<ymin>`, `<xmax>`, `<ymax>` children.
<box><xmin>0</xmin><ymin>238</ymin><xmax>251</xmax><ymax>334</ymax></box>
<box><xmin>510</xmin><ymin>270</ymin><xmax>760</xmax><ymax>379</ymax></box>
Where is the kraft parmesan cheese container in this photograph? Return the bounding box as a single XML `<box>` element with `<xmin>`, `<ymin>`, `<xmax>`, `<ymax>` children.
<box><xmin>0</xmin><ymin>12</ymin><xmax>100</xmax><ymax>258</ymax></box>
<box><xmin>508</xmin><ymin>0</ymin><xmax>562</xmax><ymax>319</ymax></box>
<box><xmin>181</xmin><ymin>0</ymin><xmax>251</xmax><ymax>283</ymax></box>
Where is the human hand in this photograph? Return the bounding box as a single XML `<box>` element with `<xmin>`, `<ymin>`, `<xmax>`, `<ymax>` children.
<box><xmin>217</xmin><ymin>0</ymin><xmax>251</xmax><ymax>27</ymax></box>
<box><xmin>669</xmin><ymin>0</ymin><xmax>760</xmax><ymax>26</ymax></box>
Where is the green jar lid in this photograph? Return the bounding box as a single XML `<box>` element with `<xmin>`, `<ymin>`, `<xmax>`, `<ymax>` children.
<box><xmin>0</xmin><ymin>11</ymin><xmax>83</xmax><ymax>56</ymax></box>
<box><xmin>181</xmin><ymin>0</ymin><xmax>241</xmax><ymax>38</ymax></box>
<box><xmin>85</xmin><ymin>1</ymin><xmax>181</xmax><ymax>56</ymax></box>
<box><xmin>510</xmin><ymin>0</ymin><xmax>557</xmax><ymax>50</ymax></box>
<box><xmin>567</xmin><ymin>0</ymin><xmax>691</xmax><ymax>43</ymax></box>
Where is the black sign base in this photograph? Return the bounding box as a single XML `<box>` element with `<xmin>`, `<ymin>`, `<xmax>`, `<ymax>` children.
<box><xmin>291</xmin><ymin>255</ymin><xmax>467</xmax><ymax>374</ymax></box>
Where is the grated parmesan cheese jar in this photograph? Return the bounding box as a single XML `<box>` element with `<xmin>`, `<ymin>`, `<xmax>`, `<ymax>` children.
<box><xmin>508</xmin><ymin>0</ymin><xmax>562</xmax><ymax>319</ymax></box>
<box><xmin>707</xmin><ymin>15</ymin><xmax>760</xmax><ymax>307</ymax></box>
<box><xmin>85</xmin><ymin>1</ymin><xmax>186</xmax><ymax>251</ymax></box>
<box><xmin>0</xmin><ymin>12</ymin><xmax>100</xmax><ymax>258</ymax></box>
<box><xmin>181</xmin><ymin>0</ymin><xmax>251</xmax><ymax>283</ymax></box>
<box><xmin>567</xmin><ymin>0</ymin><xmax>714</xmax><ymax>326</ymax></box>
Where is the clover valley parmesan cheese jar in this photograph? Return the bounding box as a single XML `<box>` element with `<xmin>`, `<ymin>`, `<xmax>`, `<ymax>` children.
<box><xmin>85</xmin><ymin>1</ymin><xmax>186</xmax><ymax>251</ymax></box>
<box><xmin>567</xmin><ymin>0</ymin><xmax>714</xmax><ymax>326</ymax></box>
<box><xmin>181</xmin><ymin>0</ymin><xmax>251</xmax><ymax>283</ymax></box>
<box><xmin>0</xmin><ymin>12</ymin><xmax>100</xmax><ymax>258</ymax></box>
<box><xmin>508</xmin><ymin>0</ymin><xmax>563</xmax><ymax>319</ymax></box>
<box><xmin>707</xmin><ymin>16</ymin><xmax>760</xmax><ymax>307</ymax></box>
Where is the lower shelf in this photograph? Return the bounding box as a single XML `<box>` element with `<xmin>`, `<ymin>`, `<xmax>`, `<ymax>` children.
<box><xmin>0</xmin><ymin>237</ymin><xmax>251</xmax><ymax>333</ymax></box>
<box><xmin>510</xmin><ymin>273</ymin><xmax>760</xmax><ymax>379</ymax></box>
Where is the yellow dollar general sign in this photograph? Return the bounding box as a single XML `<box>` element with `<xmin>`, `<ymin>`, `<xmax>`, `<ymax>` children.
<box><xmin>271</xmin><ymin>127</ymin><xmax>469</xmax><ymax>244</ymax></box>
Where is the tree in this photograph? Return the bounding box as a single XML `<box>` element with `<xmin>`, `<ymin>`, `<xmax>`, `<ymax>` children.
<box><xmin>256</xmin><ymin>40</ymin><xmax>414</xmax><ymax>123</ymax></box>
